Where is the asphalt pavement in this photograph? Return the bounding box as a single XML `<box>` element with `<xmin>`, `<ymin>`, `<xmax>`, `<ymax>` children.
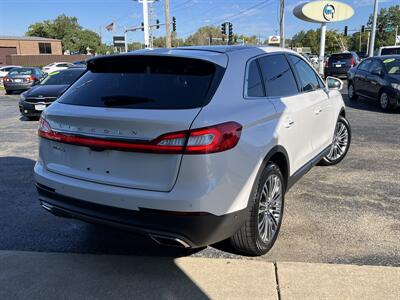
<box><xmin>0</xmin><ymin>85</ymin><xmax>399</xmax><ymax>267</ymax></box>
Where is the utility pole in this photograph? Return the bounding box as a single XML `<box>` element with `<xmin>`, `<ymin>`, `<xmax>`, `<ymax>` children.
<box><xmin>149</xmin><ymin>1</ymin><xmax>154</xmax><ymax>48</ymax></box>
<box><xmin>369</xmin><ymin>0</ymin><xmax>379</xmax><ymax>57</ymax></box>
<box><xmin>165</xmin><ymin>0</ymin><xmax>171</xmax><ymax>48</ymax></box>
<box><xmin>318</xmin><ymin>23</ymin><xmax>326</xmax><ymax>76</ymax></box>
<box><xmin>138</xmin><ymin>0</ymin><xmax>150</xmax><ymax>48</ymax></box>
<box><xmin>279</xmin><ymin>0</ymin><xmax>285</xmax><ymax>48</ymax></box>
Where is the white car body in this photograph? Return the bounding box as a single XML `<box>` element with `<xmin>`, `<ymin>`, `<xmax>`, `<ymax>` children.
<box><xmin>35</xmin><ymin>46</ymin><xmax>348</xmax><ymax>253</ymax></box>
<box><xmin>378</xmin><ymin>46</ymin><xmax>400</xmax><ymax>56</ymax></box>
<box><xmin>0</xmin><ymin>65</ymin><xmax>21</xmax><ymax>84</ymax></box>
<box><xmin>42</xmin><ymin>62</ymin><xmax>75</xmax><ymax>73</ymax></box>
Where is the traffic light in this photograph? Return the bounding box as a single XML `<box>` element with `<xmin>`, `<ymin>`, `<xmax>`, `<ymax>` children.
<box><xmin>172</xmin><ymin>17</ymin><xmax>176</xmax><ymax>32</ymax></box>
<box><xmin>221</xmin><ymin>23</ymin><xmax>226</xmax><ymax>35</ymax></box>
<box><xmin>344</xmin><ymin>26</ymin><xmax>348</xmax><ymax>36</ymax></box>
<box><xmin>228</xmin><ymin>22</ymin><xmax>233</xmax><ymax>43</ymax></box>
<box><xmin>141</xmin><ymin>22</ymin><xmax>144</xmax><ymax>32</ymax></box>
<box><xmin>156</xmin><ymin>19</ymin><xmax>160</xmax><ymax>29</ymax></box>
<box><xmin>361</xmin><ymin>25</ymin><xmax>365</xmax><ymax>33</ymax></box>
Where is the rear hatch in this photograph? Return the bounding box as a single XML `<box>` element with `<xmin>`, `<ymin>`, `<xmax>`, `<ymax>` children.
<box><xmin>328</xmin><ymin>54</ymin><xmax>353</xmax><ymax>69</ymax></box>
<box><xmin>40</xmin><ymin>54</ymin><xmax>225</xmax><ymax>192</ymax></box>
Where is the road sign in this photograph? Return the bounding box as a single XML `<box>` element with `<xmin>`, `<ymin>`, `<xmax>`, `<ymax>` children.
<box><xmin>268</xmin><ymin>35</ymin><xmax>280</xmax><ymax>45</ymax></box>
<box><xmin>293</xmin><ymin>1</ymin><xmax>354</xmax><ymax>23</ymax></box>
<box><xmin>384</xmin><ymin>27</ymin><xmax>394</xmax><ymax>33</ymax></box>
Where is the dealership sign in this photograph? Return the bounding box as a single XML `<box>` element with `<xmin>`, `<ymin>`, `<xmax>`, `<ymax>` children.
<box><xmin>293</xmin><ymin>1</ymin><xmax>354</xmax><ymax>23</ymax></box>
<box><xmin>268</xmin><ymin>35</ymin><xmax>280</xmax><ymax>45</ymax></box>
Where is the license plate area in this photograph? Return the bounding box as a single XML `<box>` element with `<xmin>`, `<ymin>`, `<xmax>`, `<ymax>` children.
<box><xmin>35</xmin><ymin>104</ymin><xmax>46</xmax><ymax>111</ymax></box>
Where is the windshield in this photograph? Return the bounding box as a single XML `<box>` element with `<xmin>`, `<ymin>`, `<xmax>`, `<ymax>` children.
<box><xmin>40</xmin><ymin>69</ymin><xmax>85</xmax><ymax>85</ymax></box>
<box><xmin>9</xmin><ymin>68</ymin><xmax>34</xmax><ymax>75</ymax></box>
<box><xmin>59</xmin><ymin>56</ymin><xmax>224</xmax><ymax>109</ymax></box>
<box><xmin>383</xmin><ymin>57</ymin><xmax>400</xmax><ymax>75</ymax></box>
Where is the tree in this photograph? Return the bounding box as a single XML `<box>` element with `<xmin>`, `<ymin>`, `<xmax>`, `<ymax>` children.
<box><xmin>367</xmin><ymin>5</ymin><xmax>400</xmax><ymax>49</ymax></box>
<box><xmin>26</xmin><ymin>14</ymin><xmax>102</xmax><ymax>54</ymax></box>
<box><xmin>291</xmin><ymin>29</ymin><xmax>348</xmax><ymax>54</ymax></box>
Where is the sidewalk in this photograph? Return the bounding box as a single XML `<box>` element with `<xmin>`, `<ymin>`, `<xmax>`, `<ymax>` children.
<box><xmin>0</xmin><ymin>251</ymin><xmax>399</xmax><ymax>300</ymax></box>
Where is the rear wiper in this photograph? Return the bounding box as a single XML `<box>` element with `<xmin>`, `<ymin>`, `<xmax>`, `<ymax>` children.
<box><xmin>101</xmin><ymin>95</ymin><xmax>154</xmax><ymax>106</ymax></box>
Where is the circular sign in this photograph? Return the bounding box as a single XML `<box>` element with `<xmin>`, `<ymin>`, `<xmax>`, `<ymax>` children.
<box><xmin>293</xmin><ymin>1</ymin><xmax>354</xmax><ymax>23</ymax></box>
<box><xmin>323</xmin><ymin>4</ymin><xmax>336</xmax><ymax>21</ymax></box>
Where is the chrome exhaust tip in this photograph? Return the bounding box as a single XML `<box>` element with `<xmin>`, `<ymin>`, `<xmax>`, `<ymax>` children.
<box><xmin>149</xmin><ymin>234</ymin><xmax>191</xmax><ymax>248</ymax></box>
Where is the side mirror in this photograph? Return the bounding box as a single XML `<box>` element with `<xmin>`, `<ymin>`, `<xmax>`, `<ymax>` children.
<box><xmin>326</xmin><ymin>76</ymin><xmax>343</xmax><ymax>91</ymax></box>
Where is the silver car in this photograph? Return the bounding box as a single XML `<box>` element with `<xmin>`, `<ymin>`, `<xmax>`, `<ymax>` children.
<box><xmin>35</xmin><ymin>46</ymin><xmax>350</xmax><ymax>255</ymax></box>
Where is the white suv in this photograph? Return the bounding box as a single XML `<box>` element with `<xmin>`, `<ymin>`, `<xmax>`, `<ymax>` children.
<box><xmin>35</xmin><ymin>46</ymin><xmax>351</xmax><ymax>255</ymax></box>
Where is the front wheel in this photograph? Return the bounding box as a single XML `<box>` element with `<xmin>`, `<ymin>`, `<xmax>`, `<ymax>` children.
<box><xmin>230</xmin><ymin>162</ymin><xmax>284</xmax><ymax>256</ymax></box>
<box><xmin>379</xmin><ymin>91</ymin><xmax>395</xmax><ymax>112</ymax></box>
<box><xmin>348</xmin><ymin>83</ymin><xmax>358</xmax><ymax>101</ymax></box>
<box><xmin>319</xmin><ymin>116</ymin><xmax>351</xmax><ymax>166</ymax></box>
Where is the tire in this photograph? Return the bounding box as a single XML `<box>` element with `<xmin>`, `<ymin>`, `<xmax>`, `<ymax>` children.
<box><xmin>230</xmin><ymin>162</ymin><xmax>285</xmax><ymax>256</ymax></box>
<box><xmin>348</xmin><ymin>82</ymin><xmax>358</xmax><ymax>101</ymax></box>
<box><xmin>319</xmin><ymin>116</ymin><xmax>351</xmax><ymax>166</ymax></box>
<box><xmin>379</xmin><ymin>91</ymin><xmax>395</xmax><ymax>112</ymax></box>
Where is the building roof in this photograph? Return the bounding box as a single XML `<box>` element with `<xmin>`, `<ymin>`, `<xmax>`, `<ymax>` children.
<box><xmin>0</xmin><ymin>36</ymin><xmax>61</xmax><ymax>42</ymax></box>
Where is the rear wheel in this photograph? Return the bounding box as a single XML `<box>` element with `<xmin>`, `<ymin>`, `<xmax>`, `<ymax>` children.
<box><xmin>348</xmin><ymin>83</ymin><xmax>358</xmax><ymax>101</ymax></box>
<box><xmin>230</xmin><ymin>162</ymin><xmax>284</xmax><ymax>256</ymax></box>
<box><xmin>320</xmin><ymin>116</ymin><xmax>351</xmax><ymax>166</ymax></box>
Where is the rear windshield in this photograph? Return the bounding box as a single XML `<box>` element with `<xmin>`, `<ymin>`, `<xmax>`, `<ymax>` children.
<box><xmin>58</xmin><ymin>56</ymin><xmax>224</xmax><ymax>109</ymax></box>
<box><xmin>329</xmin><ymin>54</ymin><xmax>352</xmax><ymax>61</ymax></box>
<box><xmin>381</xmin><ymin>48</ymin><xmax>400</xmax><ymax>55</ymax></box>
<box><xmin>40</xmin><ymin>69</ymin><xmax>85</xmax><ymax>85</ymax></box>
<box><xmin>9</xmin><ymin>68</ymin><xmax>34</xmax><ymax>75</ymax></box>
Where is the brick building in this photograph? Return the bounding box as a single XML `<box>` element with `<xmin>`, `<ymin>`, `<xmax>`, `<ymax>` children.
<box><xmin>0</xmin><ymin>36</ymin><xmax>62</xmax><ymax>66</ymax></box>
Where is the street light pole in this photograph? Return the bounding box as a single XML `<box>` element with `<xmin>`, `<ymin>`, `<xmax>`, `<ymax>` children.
<box><xmin>165</xmin><ymin>0</ymin><xmax>171</xmax><ymax>48</ymax></box>
<box><xmin>140</xmin><ymin>0</ymin><xmax>150</xmax><ymax>48</ymax></box>
<box><xmin>280</xmin><ymin>0</ymin><xmax>285</xmax><ymax>48</ymax></box>
<box><xmin>368</xmin><ymin>0</ymin><xmax>379</xmax><ymax>57</ymax></box>
<box><xmin>318</xmin><ymin>23</ymin><xmax>326</xmax><ymax>76</ymax></box>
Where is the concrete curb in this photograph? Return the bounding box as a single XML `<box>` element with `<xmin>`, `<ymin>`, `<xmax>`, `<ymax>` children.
<box><xmin>0</xmin><ymin>250</ymin><xmax>399</xmax><ymax>299</ymax></box>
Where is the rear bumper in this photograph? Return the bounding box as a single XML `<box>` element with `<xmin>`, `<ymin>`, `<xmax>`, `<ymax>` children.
<box><xmin>326</xmin><ymin>68</ymin><xmax>349</xmax><ymax>78</ymax></box>
<box><xmin>36</xmin><ymin>184</ymin><xmax>247</xmax><ymax>248</ymax></box>
<box><xmin>4</xmin><ymin>83</ymin><xmax>32</xmax><ymax>91</ymax></box>
<box><xmin>19</xmin><ymin>101</ymin><xmax>47</xmax><ymax>117</ymax></box>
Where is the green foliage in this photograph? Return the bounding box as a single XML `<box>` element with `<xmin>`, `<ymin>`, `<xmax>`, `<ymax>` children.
<box><xmin>291</xmin><ymin>29</ymin><xmax>347</xmax><ymax>54</ymax></box>
<box><xmin>367</xmin><ymin>5</ymin><xmax>400</xmax><ymax>49</ymax></box>
<box><xmin>26</xmin><ymin>14</ymin><xmax>102</xmax><ymax>54</ymax></box>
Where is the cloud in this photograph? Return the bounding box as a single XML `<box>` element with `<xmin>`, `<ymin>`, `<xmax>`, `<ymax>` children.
<box><xmin>353</xmin><ymin>0</ymin><xmax>392</xmax><ymax>7</ymax></box>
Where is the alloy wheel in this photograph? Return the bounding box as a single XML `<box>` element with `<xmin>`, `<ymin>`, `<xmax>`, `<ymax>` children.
<box><xmin>348</xmin><ymin>84</ymin><xmax>354</xmax><ymax>99</ymax></box>
<box><xmin>258</xmin><ymin>174</ymin><xmax>282</xmax><ymax>243</ymax></box>
<box><xmin>327</xmin><ymin>121</ymin><xmax>349</xmax><ymax>161</ymax></box>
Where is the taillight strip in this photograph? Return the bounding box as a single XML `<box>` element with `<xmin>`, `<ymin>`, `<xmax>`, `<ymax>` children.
<box><xmin>38</xmin><ymin>119</ymin><xmax>242</xmax><ymax>155</ymax></box>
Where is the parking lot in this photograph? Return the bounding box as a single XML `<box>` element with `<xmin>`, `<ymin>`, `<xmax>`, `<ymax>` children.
<box><xmin>0</xmin><ymin>85</ymin><xmax>399</xmax><ymax>267</ymax></box>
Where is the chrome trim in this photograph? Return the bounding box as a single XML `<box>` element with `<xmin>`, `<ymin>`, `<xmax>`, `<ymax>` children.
<box><xmin>149</xmin><ymin>234</ymin><xmax>191</xmax><ymax>248</ymax></box>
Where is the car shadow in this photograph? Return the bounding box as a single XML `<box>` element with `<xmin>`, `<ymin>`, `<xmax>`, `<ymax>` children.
<box><xmin>342</xmin><ymin>92</ymin><xmax>400</xmax><ymax>114</ymax></box>
<box><xmin>0</xmin><ymin>156</ymin><xmax>203</xmax><ymax>258</ymax></box>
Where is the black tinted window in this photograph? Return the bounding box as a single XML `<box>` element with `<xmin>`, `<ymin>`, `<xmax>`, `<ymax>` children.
<box><xmin>330</xmin><ymin>54</ymin><xmax>352</xmax><ymax>61</ymax></box>
<box><xmin>289</xmin><ymin>55</ymin><xmax>321</xmax><ymax>92</ymax></box>
<box><xmin>381</xmin><ymin>48</ymin><xmax>400</xmax><ymax>55</ymax></box>
<box><xmin>258</xmin><ymin>54</ymin><xmax>298</xmax><ymax>97</ymax></box>
<box><xmin>9</xmin><ymin>68</ymin><xmax>34</xmax><ymax>75</ymax></box>
<box><xmin>40</xmin><ymin>69</ymin><xmax>84</xmax><ymax>85</ymax></box>
<box><xmin>247</xmin><ymin>60</ymin><xmax>265</xmax><ymax>97</ymax></box>
<box><xmin>358</xmin><ymin>59</ymin><xmax>372</xmax><ymax>71</ymax></box>
<box><xmin>59</xmin><ymin>56</ymin><xmax>223</xmax><ymax>109</ymax></box>
<box><xmin>370</xmin><ymin>60</ymin><xmax>383</xmax><ymax>74</ymax></box>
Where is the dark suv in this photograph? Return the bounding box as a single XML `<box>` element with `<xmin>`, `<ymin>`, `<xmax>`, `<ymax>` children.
<box><xmin>325</xmin><ymin>52</ymin><xmax>360</xmax><ymax>78</ymax></box>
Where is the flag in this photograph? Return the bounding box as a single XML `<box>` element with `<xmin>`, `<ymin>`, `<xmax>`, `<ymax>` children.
<box><xmin>106</xmin><ymin>22</ymin><xmax>115</xmax><ymax>32</ymax></box>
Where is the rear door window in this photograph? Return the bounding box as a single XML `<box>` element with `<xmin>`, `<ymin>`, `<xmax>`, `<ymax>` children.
<box><xmin>59</xmin><ymin>56</ymin><xmax>224</xmax><ymax>109</ymax></box>
<box><xmin>258</xmin><ymin>54</ymin><xmax>299</xmax><ymax>97</ymax></box>
<box><xmin>358</xmin><ymin>59</ymin><xmax>372</xmax><ymax>72</ymax></box>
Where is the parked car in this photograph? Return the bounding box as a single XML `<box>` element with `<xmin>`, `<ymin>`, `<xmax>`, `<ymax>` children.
<box><xmin>73</xmin><ymin>60</ymin><xmax>87</xmax><ymax>66</ymax></box>
<box><xmin>3</xmin><ymin>67</ymin><xmax>45</xmax><ymax>94</ymax></box>
<box><xmin>348</xmin><ymin>55</ymin><xmax>400</xmax><ymax>111</ymax></box>
<box><xmin>378</xmin><ymin>46</ymin><xmax>400</xmax><ymax>56</ymax></box>
<box><xmin>35</xmin><ymin>46</ymin><xmax>351</xmax><ymax>256</ymax></box>
<box><xmin>19</xmin><ymin>67</ymin><xmax>86</xmax><ymax>120</ymax></box>
<box><xmin>0</xmin><ymin>65</ymin><xmax>21</xmax><ymax>79</ymax></box>
<box><xmin>325</xmin><ymin>52</ymin><xmax>360</xmax><ymax>78</ymax></box>
<box><xmin>42</xmin><ymin>62</ymin><xmax>75</xmax><ymax>73</ymax></box>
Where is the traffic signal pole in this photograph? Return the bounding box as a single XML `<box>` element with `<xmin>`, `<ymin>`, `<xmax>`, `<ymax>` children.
<box><xmin>165</xmin><ymin>0</ymin><xmax>171</xmax><ymax>48</ymax></box>
<box><xmin>369</xmin><ymin>0</ymin><xmax>379</xmax><ymax>57</ymax></box>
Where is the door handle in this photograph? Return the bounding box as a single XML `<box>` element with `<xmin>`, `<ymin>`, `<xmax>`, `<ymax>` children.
<box><xmin>314</xmin><ymin>107</ymin><xmax>322</xmax><ymax>115</ymax></box>
<box><xmin>284</xmin><ymin>118</ymin><xmax>295</xmax><ymax>128</ymax></box>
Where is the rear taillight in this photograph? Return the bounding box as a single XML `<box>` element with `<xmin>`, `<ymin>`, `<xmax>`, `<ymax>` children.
<box><xmin>38</xmin><ymin>118</ymin><xmax>242</xmax><ymax>155</ymax></box>
<box><xmin>27</xmin><ymin>75</ymin><xmax>36</xmax><ymax>82</ymax></box>
<box><xmin>350</xmin><ymin>58</ymin><xmax>355</xmax><ymax>67</ymax></box>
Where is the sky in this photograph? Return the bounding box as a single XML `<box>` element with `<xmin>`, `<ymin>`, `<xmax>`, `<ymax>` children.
<box><xmin>0</xmin><ymin>0</ymin><xmax>396</xmax><ymax>45</ymax></box>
